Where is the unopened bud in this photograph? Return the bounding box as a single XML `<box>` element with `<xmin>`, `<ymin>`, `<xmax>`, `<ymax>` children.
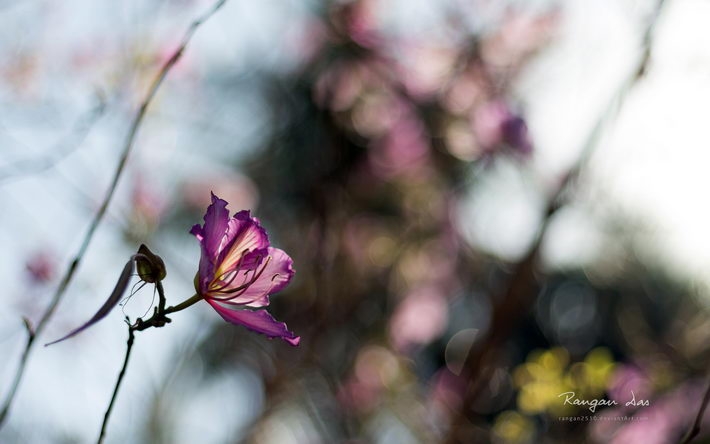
<box><xmin>135</xmin><ymin>244</ymin><xmax>167</xmax><ymax>283</ymax></box>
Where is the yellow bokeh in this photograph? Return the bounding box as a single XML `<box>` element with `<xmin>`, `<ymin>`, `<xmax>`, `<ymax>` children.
<box><xmin>511</xmin><ymin>346</ymin><xmax>616</xmax><ymax>416</ymax></box>
<box><xmin>492</xmin><ymin>411</ymin><xmax>535</xmax><ymax>444</ymax></box>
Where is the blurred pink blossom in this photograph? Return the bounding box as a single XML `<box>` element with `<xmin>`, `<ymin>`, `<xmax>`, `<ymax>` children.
<box><xmin>129</xmin><ymin>175</ymin><xmax>166</xmax><ymax>233</ymax></box>
<box><xmin>428</xmin><ymin>368</ymin><xmax>466</xmax><ymax>413</ymax></box>
<box><xmin>314</xmin><ymin>60</ymin><xmax>382</xmax><ymax>112</ymax></box>
<box><xmin>340</xmin><ymin>0</ymin><xmax>382</xmax><ymax>48</ymax></box>
<box><xmin>396</xmin><ymin>40</ymin><xmax>459</xmax><ymax>99</ymax></box>
<box><xmin>25</xmin><ymin>250</ymin><xmax>56</xmax><ymax>285</ymax></box>
<box><xmin>591</xmin><ymin>380</ymin><xmax>710</xmax><ymax>444</ymax></box>
<box><xmin>608</xmin><ymin>364</ymin><xmax>652</xmax><ymax>402</ymax></box>
<box><xmin>369</xmin><ymin>113</ymin><xmax>430</xmax><ymax>179</ymax></box>
<box><xmin>442</xmin><ymin>67</ymin><xmax>486</xmax><ymax>115</ymax></box>
<box><xmin>481</xmin><ymin>10</ymin><xmax>559</xmax><ymax>69</ymax></box>
<box><xmin>286</xmin><ymin>17</ymin><xmax>329</xmax><ymax>69</ymax></box>
<box><xmin>337</xmin><ymin>345</ymin><xmax>399</xmax><ymax>413</ymax></box>
<box><xmin>473</xmin><ymin>100</ymin><xmax>532</xmax><ymax>154</ymax></box>
<box><xmin>389</xmin><ymin>287</ymin><xmax>448</xmax><ymax>352</ymax></box>
<box><xmin>183</xmin><ymin>173</ymin><xmax>259</xmax><ymax>213</ymax></box>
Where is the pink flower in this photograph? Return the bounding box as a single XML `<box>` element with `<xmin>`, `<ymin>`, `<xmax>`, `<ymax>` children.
<box><xmin>473</xmin><ymin>101</ymin><xmax>532</xmax><ymax>154</ymax></box>
<box><xmin>190</xmin><ymin>193</ymin><xmax>300</xmax><ymax>346</ymax></box>
<box><xmin>25</xmin><ymin>250</ymin><xmax>56</xmax><ymax>284</ymax></box>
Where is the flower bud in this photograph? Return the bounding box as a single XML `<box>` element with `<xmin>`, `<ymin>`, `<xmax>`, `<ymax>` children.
<box><xmin>135</xmin><ymin>244</ymin><xmax>166</xmax><ymax>283</ymax></box>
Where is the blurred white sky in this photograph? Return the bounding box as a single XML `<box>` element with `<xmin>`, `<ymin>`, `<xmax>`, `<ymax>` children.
<box><xmin>462</xmin><ymin>0</ymin><xmax>710</xmax><ymax>296</ymax></box>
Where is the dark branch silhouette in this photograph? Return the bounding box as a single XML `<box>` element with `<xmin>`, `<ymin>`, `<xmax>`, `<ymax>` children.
<box><xmin>97</xmin><ymin>324</ymin><xmax>135</xmax><ymax>444</ymax></box>
<box><xmin>96</xmin><ymin>279</ymin><xmax>203</xmax><ymax>444</ymax></box>
<box><xmin>0</xmin><ymin>0</ymin><xmax>230</xmax><ymax>428</ymax></box>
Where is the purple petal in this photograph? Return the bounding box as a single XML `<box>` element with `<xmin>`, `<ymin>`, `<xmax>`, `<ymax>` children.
<box><xmin>191</xmin><ymin>193</ymin><xmax>230</xmax><ymax>292</ymax></box>
<box><xmin>189</xmin><ymin>224</ymin><xmax>203</xmax><ymax>240</ymax></box>
<box><xmin>207</xmin><ymin>300</ymin><xmax>300</xmax><ymax>346</ymax></box>
<box><xmin>215</xmin><ymin>213</ymin><xmax>270</xmax><ymax>275</ymax></box>
<box><xmin>220</xmin><ymin>247</ymin><xmax>294</xmax><ymax>307</ymax></box>
<box><xmin>200</xmin><ymin>193</ymin><xmax>230</xmax><ymax>260</ymax></box>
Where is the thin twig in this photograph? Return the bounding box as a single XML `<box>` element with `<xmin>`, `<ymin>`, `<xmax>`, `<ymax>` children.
<box><xmin>680</xmin><ymin>379</ymin><xmax>710</xmax><ymax>444</ymax></box>
<box><xmin>97</xmin><ymin>325</ymin><xmax>135</xmax><ymax>444</ymax></box>
<box><xmin>156</xmin><ymin>280</ymin><xmax>167</xmax><ymax>314</ymax></box>
<box><xmin>95</xmin><ymin>289</ymin><xmax>201</xmax><ymax>441</ymax></box>
<box><xmin>131</xmin><ymin>293</ymin><xmax>202</xmax><ymax>332</ymax></box>
<box><xmin>0</xmin><ymin>0</ymin><xmax>229</xmax><ymax>428</ymax></box>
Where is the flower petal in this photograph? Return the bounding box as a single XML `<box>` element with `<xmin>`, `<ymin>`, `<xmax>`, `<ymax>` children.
<box><xmin>216</xmin><ymin>211</ymin><xmax>270</xmax><ymax>275</ymax></box>
<box><xmin>207</xmin><ymin>300</ymin><xmax>300</xmax><ymax>346</ymax></box>
<box><xmin>200</xmin><ymin>193</ymin><xmax>231</xmax><ymax>259</ymax></box>
<box><xmin>189</xmin><ymin>224</ymin><xmax>203</xmax><ymax>240</ymax></box>
<box><xmin>191</xmin><ymin>193</ymin><xmax>231</xmax><ymax>292</ymax></box>
<box><xmin>220</xmin><ymin>247</ymin><xmax>295</xmax><ymax>307</ymax></box>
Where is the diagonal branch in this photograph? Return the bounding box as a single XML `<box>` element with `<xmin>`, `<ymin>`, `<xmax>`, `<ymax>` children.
<box><xmin>442</xmin><ymin>0</ymin><xmax>670</xmax><ymax>442</ymax></box>
<box><xmin>0</xmin><ymin>0</ymin><xmax>229</xmax><ymax>428</ymax></box>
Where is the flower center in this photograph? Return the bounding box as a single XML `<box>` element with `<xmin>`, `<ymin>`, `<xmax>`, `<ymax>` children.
<box><xmin>207</xmin><ymin>254</ymin><xmax>273</xmax><ymax>301</ymax></box>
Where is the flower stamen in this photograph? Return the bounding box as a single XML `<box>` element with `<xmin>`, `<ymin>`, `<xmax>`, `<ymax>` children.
<box><xmin>211</xmin><ymin>250</ymin><xmax>248</xmax><ymax>290</ymax></box>
<box><xmin>208</xmin><ymin>255</ymin><xmax>272</xmax><ymax>301</ymax></box>
<box><xmin>212</xmin><ymin>259</ymin><xmax>257</xmax><ymax>293</ymax></box>
<box><xmin>223</xmin><ymin>273</ymin><xmax>282</xmax><ymax>306</ymax></box>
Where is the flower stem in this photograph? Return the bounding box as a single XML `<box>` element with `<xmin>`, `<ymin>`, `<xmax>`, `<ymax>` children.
<box><xmin>157</xmin><ymin>280</ymin><xmax>167</xmax><ymax>314</ymax></box>
<box><xmin>165</xmin><ymin>294</ymin><xmax>203</xmax><ymax>314</ymax></box>
<box><xmin>98</xmin><ymin>292</ymin><xmax>200</xmax><ymax>439</ymax></box>
<box><xmin>97</xmin><ymin>326</ymin><xmax>135</xmax><ymax>444</ymax></box>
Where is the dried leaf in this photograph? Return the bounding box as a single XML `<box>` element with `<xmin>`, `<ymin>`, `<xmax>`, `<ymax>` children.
<box><xmin>46</xmin><ymin>259</ymin><xmax>134</xmax><ymax>346</ymax></box>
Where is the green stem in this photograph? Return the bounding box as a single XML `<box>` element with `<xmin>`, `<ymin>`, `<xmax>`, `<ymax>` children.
<box><xmin>164</xmin><ymin>294</ymin><xmax>203</xmax><ymax>315</ymax></box>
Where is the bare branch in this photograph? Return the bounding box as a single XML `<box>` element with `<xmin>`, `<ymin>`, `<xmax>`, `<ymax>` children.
<box><xmin>96</xmin><ymin>325</ymin><xmax>135</xmax><ymax>444</ymax></box>
<box><xmin>0</xmin><ymin>0</ymin><xmax>230</xmax><ymax>427</ymax></box>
